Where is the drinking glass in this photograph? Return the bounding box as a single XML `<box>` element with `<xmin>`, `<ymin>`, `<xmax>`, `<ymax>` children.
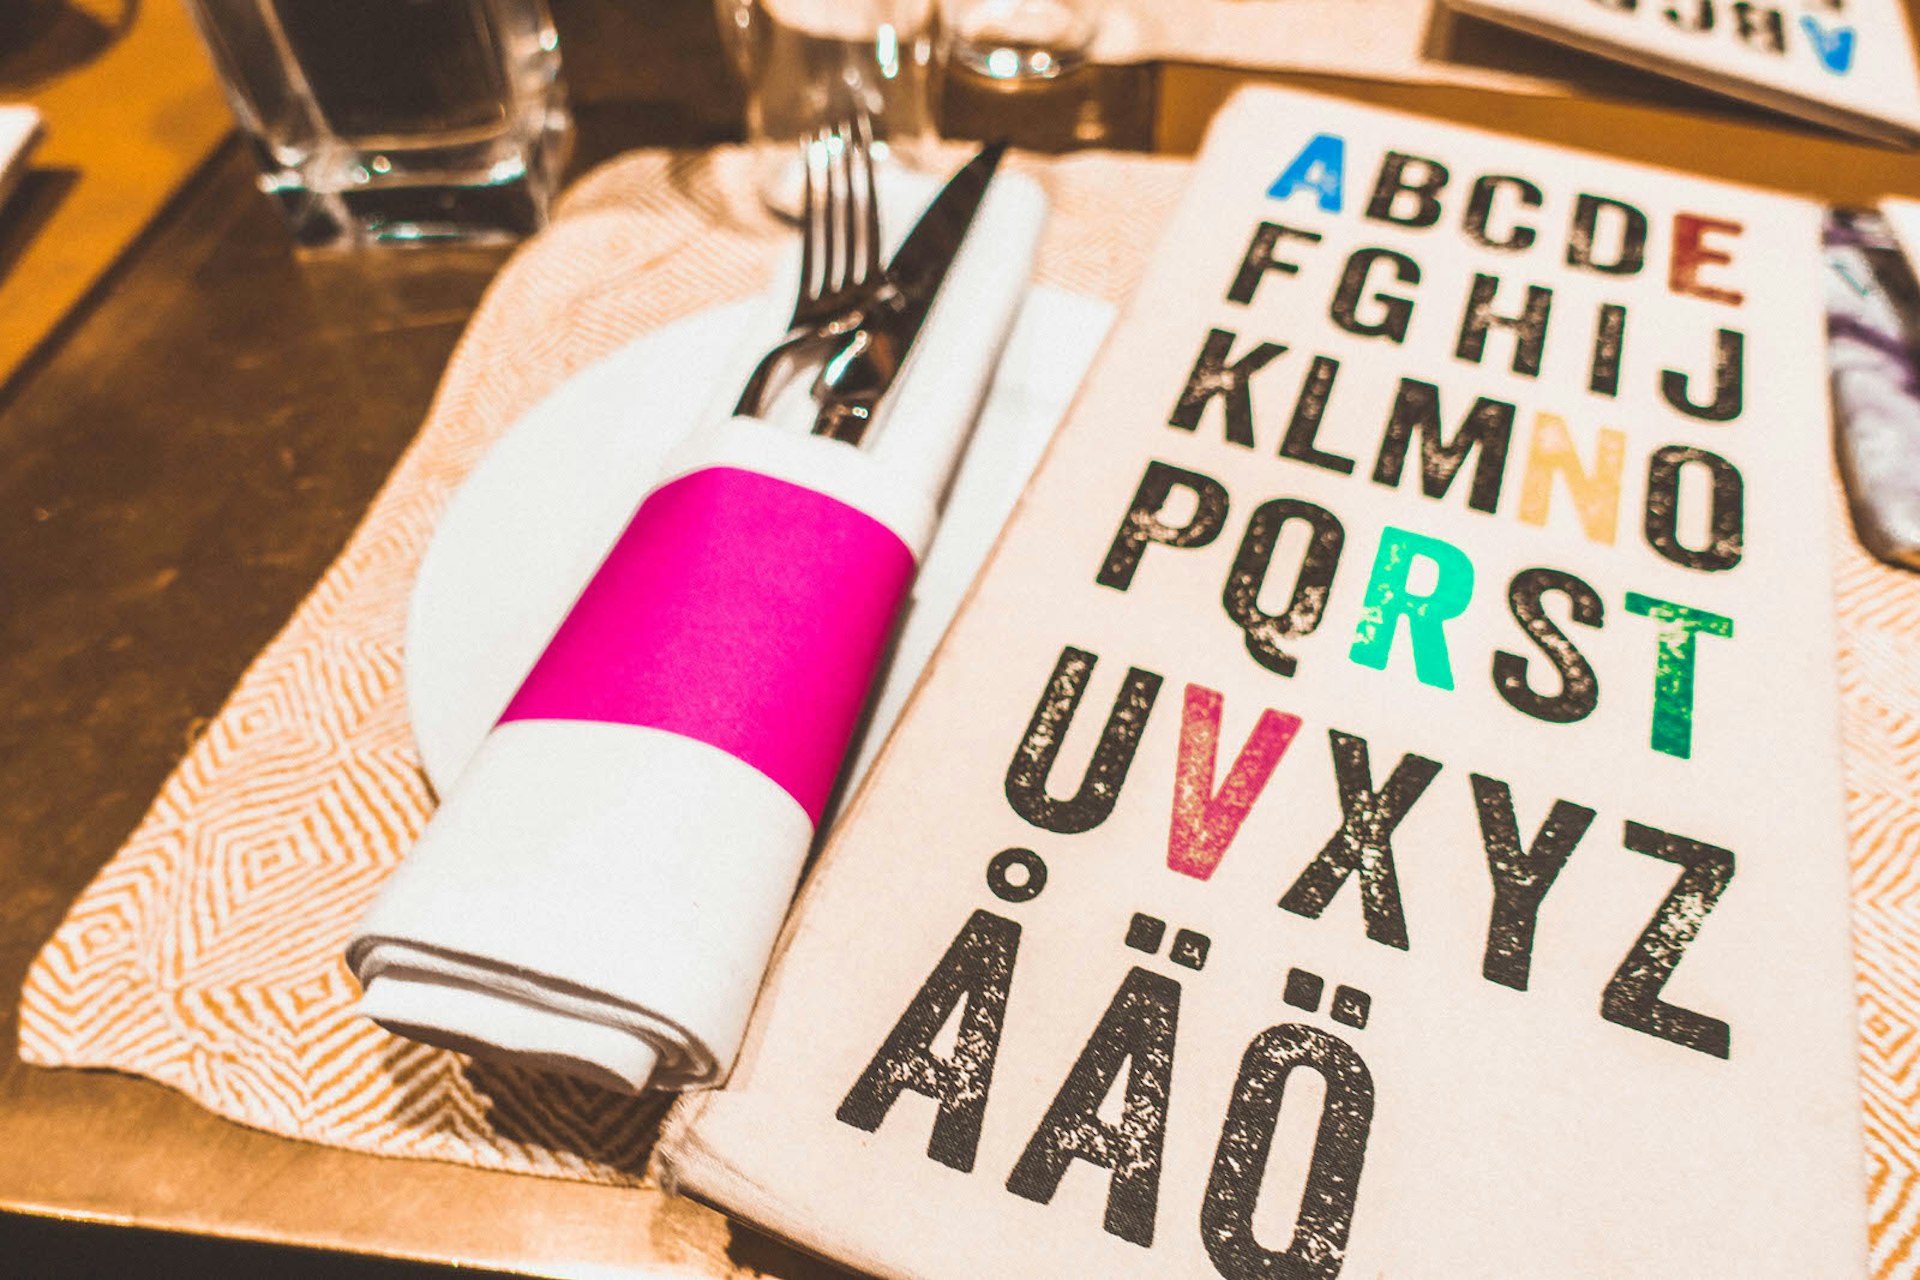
<box><xmin>183</xmin><ymin>0</ymin><xmax>572</xmax><ymax>247</ymax></box>
<box><xmin>714</xmin><ymin>0</ymin><xmax>937</xmax><ymax>212</ymax></box>
<box><xmin>941</xmin><ymin>0</ymin><xmax>1101</xmax><ymax>81</ymax></box>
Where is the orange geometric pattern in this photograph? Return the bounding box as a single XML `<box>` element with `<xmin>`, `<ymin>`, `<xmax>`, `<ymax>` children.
<box><xmin>1835</xmin><ymin>494</ymin><xmax>1920</xmax><ymax>1278</ymax></box>
<box><xmin>15</xmin><ymin>147</ymin><xmax>1193</xmax><ymax>1187</ymax></box>
<box><xmin>14</xmin><ymin>145</ymin><xmax>1919</xmax><ymax>1271</ymax></box>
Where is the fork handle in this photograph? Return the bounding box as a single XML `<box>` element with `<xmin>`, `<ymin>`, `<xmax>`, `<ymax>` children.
<box><xmin>734</xmin><ymin>310</ymin><xmax>870</xmax><ymax>418</ymax></box>
<box><xmin>732</xmin><ymin>328</ymin><xmax>815</xmax><ymax>417</ymax></box>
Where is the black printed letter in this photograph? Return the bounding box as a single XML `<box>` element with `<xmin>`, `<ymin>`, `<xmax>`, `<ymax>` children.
<box><xmin>1330</xmin><ymin>249</ymin><xmax>1418</xmax><ymax>343</ymax></box>
<box><xmin>1097</xmin><ymin>460</ymin><xmax>1231</xmax><ymax>590</ymax></box>
<box><xmin>1006</xmin><ymin>967</ymin><xmax>1181</xmax><ymax>1247</ymax></box>
<box><xmin>1277</xmin><ymin>731</ymin><xmax>1441</xmax><ymax>950</ymax></box>
<box><xmin>1170</xmin><ymin>328</ymin><xmax>1287</xmax><ymax>448</ymax></box>
<box><xmin>1455</xmin><ymin>273</ymin><xmax>1553</xmax><ymax>377</ymax></box>
<box><xmin>1372</xmin><ymin>379</ymin><xmax>1516</xmax><ymax>514</ymax></box>
<box><xmin>1365</xmin><ymin>152</ymin><xmax>1449</xmax><ymax>228</ymax></box>
<box><xmin>1201</xmin><ymin>1024</ymin><xmax>1375</xmax><ymax>1280</ymax></box>
<box><xmin>838</xmin><ymin>910</ymin><xmax>1021</xmax><ymax>1171</ymax></box>
<box><xmin>1493</xmin><ymin>567</ymin><xmax>1604</xmax><ymax>724</ymax></box>
<box><xmin>1279</xmin><ymin>356</ymin><xmax>1356</xmax><ymax>475</ymax></box>
<box><xmin>1006</xmin><ymin>647</ymin><xmax>1163</xmax><ymax>835</ymax></box>
<box><xmin>1463</xmin><ymin>175</ymin><xmax>1543</xmax><ymax>251</ymax></box>
<box><xmin>1644</xmin><ymin>445</ymin><xmax>1744</xmax><ymax>573</ymax></box>
<box><xmin>1601</xmin><ymin>821</ymin><xmax>1735</xmax><ymax>1059</ymax></box>
<box><xmin>1228</xmin><ymin>222</ymin><xmax>1325</xmax><ymax>306</ymax></box>
<box><xmin>1222</xmin><ymin>498</ymin><xmax>1346</xmax><ymax>677</ymax></box>
<box><xmin>1567</xmin><ymin>195</ymin><xmax>1648</xmax><ymax>276</ymax></box>
<box><xmin>1589</xmin><ymin>303</ymin><xmax>1627</xmax><ymax>397</ymax></box>
<box><xmin>1660</xmin><ymin>328</ymin><xmax>1743</xmax><ymax>422</ymax></box>
<box><xmin>1732</xmin><ymin>1</ymin><xmax>1786</xmax><ymax>51</ymax></box>
<box><xmin>1471</xmin><ymin>775</ymin><xmax>1596</xmax><ymax>991</ymax></box>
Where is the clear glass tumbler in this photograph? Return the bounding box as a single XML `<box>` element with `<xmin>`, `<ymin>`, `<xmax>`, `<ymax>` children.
<box><xmin>941</xmin><ymin>0</ymin><xmax>1100</xmax><ymax>82</ymax></box>
<box><xmin>183</xmin><ymin>0</ymin><xmax>572</xmax><ymax>247</ymax></box>
<box><xmin>714</xmin><ymin>0</ymin><xmax>936</xmax><ymax>213</ymax></box>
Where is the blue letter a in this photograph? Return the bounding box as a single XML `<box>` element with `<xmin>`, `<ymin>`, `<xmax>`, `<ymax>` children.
<box><xmin>1800</xmin><ymin>16</ymin><xmax>1855</xmax><ymax>73</ymax></box>
<box><xmin>1268</xmin><ymin>133</ymin><xmax>1346</xmax><ymax>213</ymax></box>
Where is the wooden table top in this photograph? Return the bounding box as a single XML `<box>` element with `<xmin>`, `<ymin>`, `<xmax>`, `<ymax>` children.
<box><xmin>0</xmin><ymin>0</ymin><xmax>1916</xmax><ymax>1276</ymax></box>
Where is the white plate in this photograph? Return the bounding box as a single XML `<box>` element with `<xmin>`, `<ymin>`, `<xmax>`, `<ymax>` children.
<box><xmin>406</xmin><ymin>285</ymin><xmax>1115</xmax><ymax>798</ymax></box>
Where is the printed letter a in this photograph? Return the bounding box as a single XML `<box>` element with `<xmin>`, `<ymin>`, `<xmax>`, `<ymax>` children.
<box><xmin>1268</xmin><ymin>133</ymin><xmax>1346</xmax><ymax>212</ymax></box>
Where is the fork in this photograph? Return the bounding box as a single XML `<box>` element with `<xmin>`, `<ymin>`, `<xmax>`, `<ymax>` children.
<box><xmin>733</xmin><ymin>110</ymin><xmax>885</xmax><ymax>418</ymax></box>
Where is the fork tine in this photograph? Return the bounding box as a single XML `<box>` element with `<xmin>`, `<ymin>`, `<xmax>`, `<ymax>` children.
<box><xmin>845</xmin><ymin>116</ymin><xmax>864</xmax><ymax>292</ymax></box>
<box><xmin>821</xmin><ymin>121</ymin><xmax>843</xmax><ymax>299</ymax></box>
<box><xmin>821</xmin><ymin>123</ymin><xmax>837</xmax><ymax>296</ymax></box>
<box><xmin>854</xmin><ymin>109</ymin><xmax>880</xmax><ymax>287</ymax></box>
<box><xmin>798</xmin><ymin>128</ymin><xmax>821</xmax><ymax>303</ymax></box>
<box><xmin>842</xmin><ymin>113</ymin><xmax>863</xmax><ymax>292</ymax></box>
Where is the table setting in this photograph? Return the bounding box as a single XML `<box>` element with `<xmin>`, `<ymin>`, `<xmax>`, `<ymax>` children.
<box><xmin>7</xmin><ymin>0</ymin><xmax>1920</xmax><ymax>1275</ymax></box>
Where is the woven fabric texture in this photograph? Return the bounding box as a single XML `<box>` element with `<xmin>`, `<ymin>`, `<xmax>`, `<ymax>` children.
<box><xmin>15</xmin><ymin>146</ymin><xmax>1190</xmax><ymax>1185</ymax></box>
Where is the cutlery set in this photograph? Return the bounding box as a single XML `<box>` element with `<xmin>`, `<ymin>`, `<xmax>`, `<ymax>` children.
<box><xmin>741</xmin><ymin>115</ymin><xmax>1007</xmax><ymax>442</ymax></box>
<box><xmin>733</xmin><ymin>115</ymin><xmax>888</xmax><ymax>420</ymax></box>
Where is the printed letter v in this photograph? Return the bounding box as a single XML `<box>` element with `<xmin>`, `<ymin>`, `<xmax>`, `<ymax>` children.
<box><xmin>1167</xmin><ymin>685</ymin><xmax>1301</xmax><ymax>881</ymax></box>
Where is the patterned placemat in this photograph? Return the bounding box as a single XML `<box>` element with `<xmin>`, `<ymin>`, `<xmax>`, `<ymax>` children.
<box><xmin>15</xmin><ymin>140</ymin><xmax>1920</xmax><ymax>1276</ymax></box>
<box><xmin>13</xmin><ymin>144</ymin><xmax>1191</xmax><ymax>1183</ymax></box>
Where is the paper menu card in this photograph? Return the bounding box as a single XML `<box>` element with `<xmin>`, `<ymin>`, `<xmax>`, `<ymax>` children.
<box><xmin>661</xmin><ymin>84</ymin><xmax>1866</xmax><ymax>1277</ymax></box>
<box><xmin>0</xmin><ymin>106</ymin><xmax>42</xmax><ymax>213</ymax></box>
<box><xmin>1443</xmin><ymin>0</ymin><xmax>1920</xmax><ymax>144</ymax></box>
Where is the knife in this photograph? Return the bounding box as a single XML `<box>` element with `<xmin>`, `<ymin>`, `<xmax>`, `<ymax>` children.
<box><xmin>351</xmin><ymin>144</ymin><xmax>1012</xmax><ymax>1095</ymax></box>
<box><xmin>813</xmin><ymin>140</ymin><xmax>1007</xmax><ymax>445</ymax></box>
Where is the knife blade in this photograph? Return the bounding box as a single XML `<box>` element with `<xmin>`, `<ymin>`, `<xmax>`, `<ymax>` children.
<box><xmin>811</xmin><ymin>140</ymin><xmax>1008</xmax><ymax>444</ymax></box>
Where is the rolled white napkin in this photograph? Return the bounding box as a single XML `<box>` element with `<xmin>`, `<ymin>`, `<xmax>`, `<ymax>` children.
<box><xmin>347</xmin><ymin>164</ymin><xmax>1049</xmax><ymax>1095</ymax></box>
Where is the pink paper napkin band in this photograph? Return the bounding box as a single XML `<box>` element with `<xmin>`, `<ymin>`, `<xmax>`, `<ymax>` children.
<box><xmin>500</xmin><ymin>465</ymin><xmax>916</xmax><ymax>823</ymax></box>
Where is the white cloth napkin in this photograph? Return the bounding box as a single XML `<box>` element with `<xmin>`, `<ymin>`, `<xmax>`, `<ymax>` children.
<box><xmin>346</xmin><ymin>165</ymin><xmax>1053</xmax><ymax>1094</ymax></box>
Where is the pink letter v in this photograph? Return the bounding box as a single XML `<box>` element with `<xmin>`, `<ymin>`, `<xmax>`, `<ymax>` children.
<box><xmin>1168</xmin><ymin>684</ymin><xmax>1301</xmax><ymax>881</ymax></box>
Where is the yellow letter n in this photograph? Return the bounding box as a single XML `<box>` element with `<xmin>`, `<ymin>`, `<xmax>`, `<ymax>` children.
<box><xmin>1518</xmin><ymin>411</ymin><xmax>1625</xmax><ymax>545</ymax></box>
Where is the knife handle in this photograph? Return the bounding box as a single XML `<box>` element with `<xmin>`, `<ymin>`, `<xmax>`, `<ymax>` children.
<box><xmin>499</xmin><ymin>416</ymin><xmax>933</xmax><ymax>823</ymax></box>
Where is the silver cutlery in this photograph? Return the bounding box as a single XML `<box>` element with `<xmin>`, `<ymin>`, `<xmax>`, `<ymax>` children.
<box><xmin>811</xmin><ymin>140</ymin><xmax>1007</xmax><ymax>445</ymax></box>
<box><xmin>734</xmin><ymin>111</ymin><xmax>885</xmax><ymax>418</ymax></box>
